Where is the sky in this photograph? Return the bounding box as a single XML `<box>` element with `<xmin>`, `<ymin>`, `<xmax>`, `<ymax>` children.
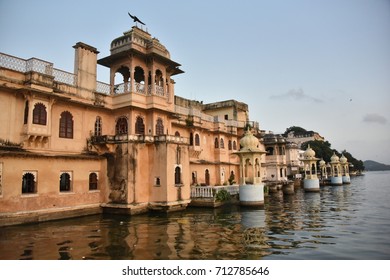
<box><xmin>1</xmin><ymin>0</ymin><xmax>389</xmax><ymax>164</ymax></box>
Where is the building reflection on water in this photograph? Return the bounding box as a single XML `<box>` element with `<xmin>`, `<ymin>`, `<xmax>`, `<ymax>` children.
<box><xmin>0</xmin><ymin>186</ymin><xmax>364</xmax><ymax>260</ymax></box>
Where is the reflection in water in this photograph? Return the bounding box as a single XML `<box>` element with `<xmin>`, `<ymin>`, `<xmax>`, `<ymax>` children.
<box><xmin>1</xmin><ymin>172</ymin><xmax>390</xmax><ymax>259</ymax></box>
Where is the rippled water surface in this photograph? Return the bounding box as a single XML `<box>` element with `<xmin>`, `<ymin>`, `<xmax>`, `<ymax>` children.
<box><xmin>1</xmin><ymin>171</ymin><xmax>389</xmax><ymax>260</ymax></box>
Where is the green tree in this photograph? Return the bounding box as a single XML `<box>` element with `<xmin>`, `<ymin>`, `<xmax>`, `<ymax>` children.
<box><xmin>340</xmin><ymin>150</ymin><xmax>365</xmax><ymax>171</ymax></box>
<box><xmin>301</xmin><ymin>140</ymin><xmax>335</xmax><ymax>162</ymax></box>
<box><xmin>283</xmin><ymin>126</ymin><xmax>308</xmax><ymax>136</ymax></box>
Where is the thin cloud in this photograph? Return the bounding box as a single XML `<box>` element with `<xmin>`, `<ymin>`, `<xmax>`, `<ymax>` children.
<box><xmin>270</xmin><ymin>88</ymin><xmax>323</xmax><ymax>103</ymax></box>
<box><xmin>362</xmin><ymin>113</ymin><xmax>388</xmax><ymax>125</ymax></box>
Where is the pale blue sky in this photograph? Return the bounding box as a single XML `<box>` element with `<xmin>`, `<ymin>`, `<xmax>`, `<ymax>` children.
<box><xmin>1</xmin><ymin>0</ymin><xmax>389</xmax><ymax>163</ymax></box>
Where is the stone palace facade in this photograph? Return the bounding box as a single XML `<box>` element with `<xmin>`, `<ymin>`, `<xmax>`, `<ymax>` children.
<box><xmin>0</xmin><ymin>26</ymin><xmax>300</xmax><ymax>226</ymax></box>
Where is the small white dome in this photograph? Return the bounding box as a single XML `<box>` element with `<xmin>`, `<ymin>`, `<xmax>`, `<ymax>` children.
<box><xmin>340</xmin><ymin>154</ymin><xmax>348</xmax><ymax>164</ymax></box>
<box><xmin>240</xmin><ymin>130</ymin><xmax>259</xmax><ymax>150</ymax></box>
<box><xmin>303</xmin><ymin>145</ymin><xmax>316</xmax><ymax>159</ymax></box>
<box><xmin>331</xmin><ymin>152</ymin><xmax>340</xmax><ymax>163</ymax></box>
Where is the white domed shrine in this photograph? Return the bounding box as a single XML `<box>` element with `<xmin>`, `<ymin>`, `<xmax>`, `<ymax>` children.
<box><xmin>234</xmin><ymin>129</ymin><xmax>266</xmax><ymax>206</ymax></box>
<box><xmin>300</xmin><ymin>145</ymin><xmax>320</xmax><ymax>192</ymax></box>
<box><xmin>330</xmin><ymin>152</ymin><xmax>342</xmax><ymax>185</ymax></box>
<box><xmin>339</xmin><ymin>154</ymin><xmax>351</xmax><ymax>184</ymax></box>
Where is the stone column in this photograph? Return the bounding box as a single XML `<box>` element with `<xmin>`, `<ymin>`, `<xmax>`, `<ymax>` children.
<box><xmin>129</xmin><ymin>55</ymin><xmax>134</xmax><ymax>93</ymax></box>
<box><xmin>110</xmin><ymin>69</ymin><xmax>115</xmax><ymax>95</ymax></box>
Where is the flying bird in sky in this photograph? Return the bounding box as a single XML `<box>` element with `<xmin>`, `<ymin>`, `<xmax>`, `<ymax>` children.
<box><xmin>128</xmin><ymin>12</ymin><xmax>145</xmax><ymax>25</ymax></box>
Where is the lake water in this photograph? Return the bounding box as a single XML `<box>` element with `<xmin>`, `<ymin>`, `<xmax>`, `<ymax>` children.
<box><xmin>1</xmin><ymin>171</ymin><xmax>389</xmax><ymax>260</ymax></box>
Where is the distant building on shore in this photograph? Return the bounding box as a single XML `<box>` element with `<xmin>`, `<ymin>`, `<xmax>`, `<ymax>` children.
<box><xmin>285</xmin><ymin>130</ymin><xmax>324</xmax><ymax>148</ymax></box>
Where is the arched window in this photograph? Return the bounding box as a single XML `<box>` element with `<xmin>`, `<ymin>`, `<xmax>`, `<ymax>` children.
<box><xmin>220</xmin><ymin>138</ymin><xmax>225</xmax><ymax>149</ymax></box>
<box><xmin>214</xmin><ymin>137</ymin><xmax>219</xmax><ymax>148</ymax></box>
<box><xmin>233</xmin><ymin>140</ymin><xmax>237</xmax><ymax>150</ymax></box>
<box><xmin>175</xmin><ymin>131</ymin><xmax>181</xmax><ymax>137</ymax></box>
<box><xmin>155</xmin><ymin>69</ymin><xmax>164</xmax><ymax>86</ymax></box>
<box><xmin>22</xmin><ymin>173</ymin><xmax>36</xmax><ymax>194</ymax></box>
<box><xmin>116</xmin><ymin>117</ymin><xmax>128</xmax><ymax>135</ymax></box>
<box><xmin>192</xmin><ymin>172</ymin><xmax>197</xmax><ymax>185</ymax></box>
<box><xmin>33</xmin><ymin>103</ymin><xmax>47</xmax><ymax>125</ymax></box>
<box><xmin>255</xmin><ymin>159</ymin><xmax>261</xmax><ymax>177</ymax></box>
<box><xmin>229</xmin><ymin>170</ymin><xmax>235</xmax><ymax>185</ymax></box>
<box><xmin>94</xmin><ymin>116</ymin><xmax>102</xmax><ymax>136</ymax></box>
<box><xmin>311</xmin><ymin>163</ymin><xmax>316</xmax><ymax>175</ymax></box>
<box><xmin>175</xmin><ymin>166</ymin><xmax>181</xmax><ymax>185</ymax></box>
<box><xmin>189</xmin><ymin>132</ymin><xmax>194</xmax><ymax>145</ymax></box>
<box><xmin>134</xmin><ymin>67</ymin><xmax>145</xmax><ymax>93</ymax></box>
<box><xmin>24</xmin><ymin>101</ymin><xmax>29</xmax><ymax>124</ymax></box>
<box><xmin>89</xmin><ymin>172</ymin><xmax>98</xmax><ymax>190</ymax></box>
<box><xmin>135</xmin><ymin>116</ymin><xmax>145</xmax><ymax>134</ymax></box>
<box><xmin>228</xmin><ymin>140</ymin><xmax>232</xmax><ymax>150</ymax></box>
<box><xmin>59</xmin><ymin>173</ymin><xmax>71</xmax><ymax>192</ymax></box>
<box><xmin>59</xmin><ymin>111</ymin><xmax>73</xmax><ymax>138</ymax></box>
<box><xmin>156</xmin><ymin>118</ymin><xmax>164</xmax><ymax>135</ymax></box>
<box><xmin>205</xmin><ymin>169</ymin><xmax>210</xmax><ymax>185</ymax></box>
<box><xmin>195</xmin><ymin>134</ymin><xmax>200</xmax><ymax>146</ymax></box>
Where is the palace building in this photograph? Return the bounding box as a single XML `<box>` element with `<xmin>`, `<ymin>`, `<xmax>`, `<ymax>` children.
<box><xmin>0</xmin><ymin>26</ymin><xmax>257</xmax><ymax>226</ymax></box>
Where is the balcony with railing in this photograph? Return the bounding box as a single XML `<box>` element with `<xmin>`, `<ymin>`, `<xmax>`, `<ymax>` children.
<box><xmin>90</xmin><ymin>134</ymin><xmax>188</xmax><ymax>145</ymax></box>
<box><xmin>191</xmin><ymin>185</ymin><xmax>239</xmax><ymax>198</ymax></box>
<box><xmin>190</xmin><ymin>185</ymin><xmax>239</xmax><ymax>207</ymax></box>
<box><xmin>113</xmin><ymin>82</ymin><xmax>166</xmax><ymax>97</ymax></box>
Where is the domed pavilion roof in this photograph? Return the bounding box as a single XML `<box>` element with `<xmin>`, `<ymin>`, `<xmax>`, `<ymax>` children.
<box><xmin>331</xmin><ymin>152</ymin><xmax>340</xmax><ymax>163</ymax></box>
<box><xmin>340</xmin><ymin>154</ymin><xmax>348</xmax><ymax>164</ymax></box>
<box><xmin>303</xmin><ymin>145</ymin><xmax>316</xmax><ymax>159</ymax></box>
<box><xmin>236</xmin><ymin>129</ymin><xmax>266</xmax><ymax>154</ymax></box>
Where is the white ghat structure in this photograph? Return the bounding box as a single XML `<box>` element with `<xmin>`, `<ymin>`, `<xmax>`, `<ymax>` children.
<box><xmin>234</xmin><ymin>129</ymin><xmax>266</xmax><ymax>206</ymax></box>
<box><xmin>330</xmin><ymin>152</ymin><xmax>343</xmax><ymax>185</ymax></box>
<box><xmin>340</xmin><ymin>154</ymin><xmax>351</xmax><ymax>184</ymax></box>
<box><xmin>301</xmin><ymin>145</ymin><xmax>320</xmax><ymax>192</ymax></box>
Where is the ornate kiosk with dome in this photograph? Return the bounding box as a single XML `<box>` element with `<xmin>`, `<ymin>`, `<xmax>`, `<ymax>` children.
<box><xmin>301</xmin><ymin>145</ymin><xmax>320</xmax><ymax>192</ymax></box>
<box><xmin>330</xmin><ymin>152</ymin><xmax>343</xmax><ymax>186</ymax></box>
<box><xmin>340</xmin><ymin>154</ymin><xmax>351</xmax><ymax>184</ymax></box>
<box><xmin>234</xmin><ymin>129</ymin><xmax>267</xmax><ymax>206</ymax></box>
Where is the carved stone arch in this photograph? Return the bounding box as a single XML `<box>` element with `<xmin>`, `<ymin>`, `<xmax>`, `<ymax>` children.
<box><xmin>156</xmin><ymin>117</ymin><xmax>164</xmax><ymax>135</ymax></box>
<box><xmin>135</xmin><ymin>115</ymin><xmax>145</xmax><ymax>134</ymax></box>
<box><xmin>134</xmin><ymin>66</ymin><xmax>145</xmax><ymax>83</ymax></box>
<box><xmin>115</xmin><ymin>116</ymin><xmax>128</xmax><ymax>135</ymax></box>
<box><xmin>32</xmin><ymin>102</ymin><xmax>47</xmax><ymax>125</ymax></box>
<box><xmin>114</xmin><ymin>65</ymin><xmax>131</xmax><ymax>88</ymax></box>
<box><xmin>155</xmin><ymin>69</ymin><xmax>164</xmax><ymax>86</ymax></box>
<box><xmin>115</xmin><ymin>65</ymin><xmax>130</xmax><ymax>78</ymax></box>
